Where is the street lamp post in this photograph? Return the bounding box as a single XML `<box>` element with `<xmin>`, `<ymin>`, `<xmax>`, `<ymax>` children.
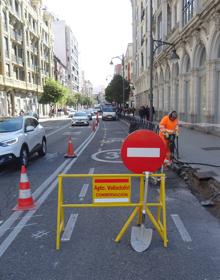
<box><xmin>110</xmin><ymin>55</ymin><xmax>125</xmax><ymax>107</ymax></box>
<box><xmin>149</xmin><ymin>0</ymin><xmax>179</xmax><ymax>122</ymax></box>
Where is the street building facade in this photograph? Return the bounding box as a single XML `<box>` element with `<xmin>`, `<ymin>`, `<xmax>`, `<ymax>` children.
<box><xmin>124</xmin><ymin>42</ymin><xmax>135</xmax><ymax>107</ymax></box>
<box><xmin>0</xmin><ymin>0</ymin><xmax>54</xmax><ymax>117</ymax></box>
<box><xmin>52</xmin><ymin>19</ymin><xmax>79</xmax><ymax>93</ymax></box>
<box><xmin>80</xmin><ymin>71</ymin><xmax>93</xmax><ymax>99</ymax></box>
<box><xmin>131</xmin><ymin>0</ymin><xmax>220</xmax><ymax>129</ymax></box>
<box><xmin>54</xmin><ymin>55</ymin><xmax>67</xmax><ymax>86</ymax></box>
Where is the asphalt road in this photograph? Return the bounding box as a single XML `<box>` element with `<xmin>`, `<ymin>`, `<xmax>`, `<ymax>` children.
<box><xmin>0</xmin><ymin>118</ymin><xmax>220</xmax><ymax>280</ymax></box>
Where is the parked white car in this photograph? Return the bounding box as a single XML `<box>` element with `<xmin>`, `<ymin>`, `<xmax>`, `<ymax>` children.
<box><xmin>71</xmin><ymin>111</ymin><xmax>89</xmax><ymax>126</ymax></box>
<box><xmin>0</xmin><ymin>116</ymin><xmax>47</xmax><ymax>166</ymax></box>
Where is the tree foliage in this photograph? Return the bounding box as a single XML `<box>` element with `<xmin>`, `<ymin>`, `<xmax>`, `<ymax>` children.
<box><xmin>105</xmin><ymin>75</ymin><xmax>130</xmax><ymax>105</ymax></box>
<box><xmin>39</xmin><ymin>79</ymin><xmax>67</xmax><ymax>104</ymax></box>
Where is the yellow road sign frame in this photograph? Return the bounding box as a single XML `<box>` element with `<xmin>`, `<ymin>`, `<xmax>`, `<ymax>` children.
<box><xmin>56</xmin><ymin>173</ymin><xmax>167</xmax><ymax>250</ymax></box>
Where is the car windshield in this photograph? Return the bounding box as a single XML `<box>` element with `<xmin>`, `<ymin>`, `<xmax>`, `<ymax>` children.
<box><xmin>74</xmin><ymin>112</ymin><xmax>87</xmax><ymax>117</ymax></box>
<box><xmin>0</xmin><ymin>117</ymin><xmax>23</xmax><ymax>133</ymax></box>
<box><xmin>103</xmin><ymin>107</ymin><xmax>115</xmax><ymax>112</ymax></box>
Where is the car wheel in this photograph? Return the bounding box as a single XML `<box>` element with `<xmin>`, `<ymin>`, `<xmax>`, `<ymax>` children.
<box><xmin>19</xmin><ymin>146</ymin><xmax>29</xmax><ymax>167</ymax></box>
<box><xmin>39</xmin><ymin>139</ymin><xmax>47</xmax><ymax>156</ymax></box>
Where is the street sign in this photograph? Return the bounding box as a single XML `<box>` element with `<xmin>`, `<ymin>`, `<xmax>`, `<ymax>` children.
<box><xmin>121</xmin><ymin>129</ymin><xmax>166</xmax><ymax>173</ymax></box>
<box><xmin>93</xmin><ymin>177</ymin><xmax>131</xmax><ymax>203</ymax></box>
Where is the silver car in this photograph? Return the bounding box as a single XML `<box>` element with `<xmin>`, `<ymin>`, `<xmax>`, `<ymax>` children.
<box><xmin>71</xmin><ymin>112</ymin><xmax>89</xmax><ymax>126</ymax></box>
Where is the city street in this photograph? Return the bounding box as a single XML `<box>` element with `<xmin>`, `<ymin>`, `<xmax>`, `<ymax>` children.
<box><xmin>0</xmin><ymin>118</ymin><xmax>220</xmax><ymax>280</ymax></box>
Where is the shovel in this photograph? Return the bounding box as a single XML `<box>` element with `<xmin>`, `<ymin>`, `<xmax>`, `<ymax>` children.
<box><xmin>131</xmin><ymin>171</ymin><xmax>153</xmax><ymax>252</ymax></box>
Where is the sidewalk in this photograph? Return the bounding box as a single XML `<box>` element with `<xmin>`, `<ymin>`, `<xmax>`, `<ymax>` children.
<box><xmin>178</xmin><ymin>125</ymin><xmax>220</xmax><ymax>184</ymax></box>
<box><xmin>39</xmin><ymin>115</ymin><xmax>69</xmax><ymax>122</ymax></box>
<box><xmin>123</xmin><ymin>115</ymin><xmax>220</xmax><ymax>184</ymax></box>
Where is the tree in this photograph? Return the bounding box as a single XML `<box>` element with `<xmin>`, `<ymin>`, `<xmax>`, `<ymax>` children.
<box><xmin>39</xmin><ymin>79</ymin><xmax>67</xmax><ymax>104</ymax></box>
<box><xmin>105</xmin><ymin>75</ymin><xmax>130</xmax><ymax>106</ymax></box>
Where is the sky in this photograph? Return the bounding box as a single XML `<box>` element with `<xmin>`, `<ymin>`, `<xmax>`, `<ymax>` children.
<box><xmin>45</xmin><ymin>0</ymin><xmax>132</xmax><ymax>92</ymax></box>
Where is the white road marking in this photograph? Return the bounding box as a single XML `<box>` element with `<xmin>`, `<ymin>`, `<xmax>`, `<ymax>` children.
<box><xmin>32</xmin><ymin>230</ymin><xmax>50</xmax><ymax>239</ymax></box>
<box><xmin>46</xmin><ymin>122</ymin><xmax>70</xmax><ymax>137</ymax></box>
<box><xmin>4</xmin><ymin>223</ymin><xmax>37</xmax><ymax>232</ymax></box>
<box><xmin>171</xmin><ymin>214</ymin><xmax>192</xmax><ymax>242</ymax></box>
<box><xmin>127</xmin><ymin>148</ymin><xmax>160</xmax><ymax>157</ymax></box>
<box><xmin>88</xmin><ymin>168</ymin><xmax>95</xmax><ymax>174</ymax></box>
<box><xmin>0</xmin><ymin>126</ymin><xmax>99</xmax><ymax>258</ymax></box>
<box><xmin>91</xmin><ymin>149</ymin><xmax>122</xmax><ymax>163</ymax></box>
<box><xmin>61</xmin><ymin>214</ymin><xmax>78</xmax><ymax>241</ymax></box>
<box><xmin>79</xmin><ymin>184</ymin><xmax>89</xmax><ymax>200</ymax></box>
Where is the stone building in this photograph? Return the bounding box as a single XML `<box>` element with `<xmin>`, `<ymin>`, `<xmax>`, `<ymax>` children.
<box><xmin>131</xmin><ymin>0</ymin><xmax>220</xmax><ymax>127</ymax></box>
<box><xmin>52</xmin><ymin>19</ymin><xmax>79</xmax><ymax>93</ymax></box>
<box><xmin>0</xmin><ymin>0</ymin><xmax>54</xmax><ymax>117</ymax></box>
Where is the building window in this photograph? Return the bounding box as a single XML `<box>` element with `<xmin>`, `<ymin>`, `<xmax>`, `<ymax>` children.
<box><xmin>167</xmin><ymin>4</ymin><xmax>171</xmax><ymax>33</ymax></box>
<box><xmin>5</xmin><ymin>64</ymin><xmax>10</xmax><ymax>76</ymax></box>
<box><xmin>157</xmin><ymin>13</ymin><xmax>162</xmax><ymax>40</ymax></box>
<box><xmin>3</xmin><ymin>11</ymin><xmax>7</xmax><ymax>30</ymax></box>
<box><xmin>28</xmin><ymin>72</ymin><xmax>31</xmax><ymax>83</ymax></box>
<box><xmin>183</xmin><ymin>0</ymin><xmax>194</xmax><ymax>26</ymax></box>
<box><xmin>4</xmin><ymin>37</ymin><xmax>9</xmax><ymax>58</ymax></box>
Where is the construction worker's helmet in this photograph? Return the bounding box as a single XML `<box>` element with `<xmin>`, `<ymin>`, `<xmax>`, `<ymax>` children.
<box><xmin>168</xmin><ymin>111</ymin><xmax>177</xmax><ymax>120</ymax></box>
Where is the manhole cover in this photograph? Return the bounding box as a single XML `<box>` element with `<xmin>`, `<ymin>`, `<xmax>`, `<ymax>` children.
<box><xmin>202</xmin><ymin>147</ymin><xmax>220</xmax><ymax>151</ymax></box>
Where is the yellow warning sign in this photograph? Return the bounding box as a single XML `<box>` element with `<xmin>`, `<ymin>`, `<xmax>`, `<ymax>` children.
<box><xmin>93</xmin><ymin>177</ymin><xmax>131</xmax><ymax>203</ymax></box>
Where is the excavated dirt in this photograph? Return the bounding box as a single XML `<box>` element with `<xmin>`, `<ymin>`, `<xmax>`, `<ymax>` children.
<box><xmin>176</xmin><ymin>166</ymin><xmax>220</xmax><ymax>220</ymax></box>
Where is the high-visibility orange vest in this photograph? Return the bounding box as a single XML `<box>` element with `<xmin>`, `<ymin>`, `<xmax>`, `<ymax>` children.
<box><xmin>159</xmin><ymin>115</ymin><xmax>178</xmax><ymax>135</ymax></box>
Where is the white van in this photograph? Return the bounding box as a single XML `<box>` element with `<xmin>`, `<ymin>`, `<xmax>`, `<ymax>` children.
<box><xmin>102</xmin><ymin>107</ymin><xmax>117</xmax><ymax>121</ymax></box>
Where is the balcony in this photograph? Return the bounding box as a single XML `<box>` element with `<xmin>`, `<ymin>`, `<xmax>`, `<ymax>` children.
<box><xmin>11</xmin><ymin>55</ymin><xmax>24</xmax><ymax>66</ymax></box>
<box><xmin>9</xmin><ymin>6</ymin><xmax>21</xmax><ymax>21</ymax></box>
<box><xmin>4</xmin><ymin>77</ymin><xmax>26</xmax><ymax>89</ymax></box>
<box><xmin>10</xmin><ymin>28</ymin><xmax>23</xmax><ymax>44</ymax></box>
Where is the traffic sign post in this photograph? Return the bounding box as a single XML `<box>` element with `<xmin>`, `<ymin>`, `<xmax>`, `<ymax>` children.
<box><xmin>121</xmin><ymin>129</ymin><xmax>166</xmax><ymax>173</ymax></box>
<box><xmin>56</xmin><ymin>131</ymin><xmax>168</xmax><ymax>251</ymax></box>
<box><xmin>120</xmin><ymin>130</ymin><xmax>167</xmax><ymax>251</ymax></box>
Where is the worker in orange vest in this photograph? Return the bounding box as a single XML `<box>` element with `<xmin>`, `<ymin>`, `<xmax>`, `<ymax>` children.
<box><xmin>159</xmin><ymin>111</ymin><xmax>179</xmax><ymax>165</ymax></box>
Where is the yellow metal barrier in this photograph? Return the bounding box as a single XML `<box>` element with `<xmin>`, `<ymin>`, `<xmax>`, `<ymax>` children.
<box><xmin>56</xmin><ymin>173</ymin><xmax>168</xmax><ymax>250</ymax></box>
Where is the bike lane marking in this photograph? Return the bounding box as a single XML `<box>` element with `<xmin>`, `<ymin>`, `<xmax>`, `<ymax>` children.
<box><xmin>0</xmin><ymin>126</ymin><xmax>99</xmax><ymax>258</ymax></box>
<box><xmin>61</xmin><ymin>214</ymin><xmax>78</xmax><ymax>241</ymax></box>
<box><xmin>46</xmin><ymin>122</ymin><xmax>70</xmax><ymax>137</ymax></box>
<box><xmin>91</xmin><ymin>149</ymin><xmax>122</xmax><ymax>163</ymax></box>
<box><xmin>171</xmin><ymin>214</ymin><xmax>192</xmax><ymax>242</ymax></box>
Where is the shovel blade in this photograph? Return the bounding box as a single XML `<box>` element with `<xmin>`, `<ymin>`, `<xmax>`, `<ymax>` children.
<box><xmin>131</xmin><ymin>225</ymin><xmax>153</xmax><ymax>252</ymax></box>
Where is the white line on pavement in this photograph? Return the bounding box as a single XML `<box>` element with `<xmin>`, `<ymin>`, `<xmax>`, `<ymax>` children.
<box><xmin>61</xmin><ymin>214</ymin><xmax>78</xmax><ymax>241</ymax></box>
<box><xmin>46</xmin><ymin>122</ymin><xmax>70</xmax><ymax>137</ymax></box>
<box><xmin>88</xmin><ymin>168</ymin><xmax>95</xmax><ymax>174</ymax></box>
<box><xmin>79</xmin><ymin>184</ymin><xmax>89</xmax><ymax>200</ymax></box>
<box><xmin>0</xmin><ymin>126</ymin><xmax>99</xmax><ymax>258</ymax></box>
<box><xmin>171</xmin><ymin>214</ymin><xmax>192</xmax><ymax>242</ymax></box>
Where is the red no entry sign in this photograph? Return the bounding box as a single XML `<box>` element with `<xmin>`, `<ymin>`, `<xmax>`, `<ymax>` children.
<box><xmin>121</xmin><ymin>129</ymin><xmax>166</xmax><ymax>173</ymax></box>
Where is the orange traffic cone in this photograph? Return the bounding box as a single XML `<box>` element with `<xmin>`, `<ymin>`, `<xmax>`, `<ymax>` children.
<box><xmin>13</xmin><ymin>165</ymin><xmax>36</xmax><ymax>211</ymax></box>
<box><xmin>92</xmin><ymin>121</ymin><xmax>96</xmax><ymax>132</ymax></box>
<box><xmin>64</xmin><ymin>136</ymin><xmax>77</xmax><ymax>158</ymax></box>
<box><xmin>96</xmin><ymin>112</ymin><xmax>99</xmax><ymax>125</ymax></box>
